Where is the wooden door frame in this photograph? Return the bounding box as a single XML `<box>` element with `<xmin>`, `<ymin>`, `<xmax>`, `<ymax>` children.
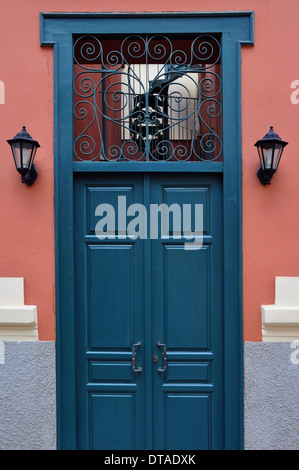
<box><xmin>40</xmin><ymin>11</ymin><xmax>254</xmax><ymax>450</ymax></box>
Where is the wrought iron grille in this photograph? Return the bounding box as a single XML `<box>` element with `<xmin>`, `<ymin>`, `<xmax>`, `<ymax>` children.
<box><xmin>73</xmin><ymin>34</ymin><xmax>222</xmax><ymax>162</ymax></box>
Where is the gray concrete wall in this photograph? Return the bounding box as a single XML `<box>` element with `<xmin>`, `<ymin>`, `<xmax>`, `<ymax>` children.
<box><xmin>0</xmin><ymin>340</ymin><xmax>298</xmax><ymax>450</ymax></box>
<box><xmin>244</xmin><ymin>341</ymin><xmax>299</xmax><ymax>450</ymax></box>
<box><xmin>0</xmin><ymin>341</ymin><xmax>56</xmax><ymax>450</ymax></box>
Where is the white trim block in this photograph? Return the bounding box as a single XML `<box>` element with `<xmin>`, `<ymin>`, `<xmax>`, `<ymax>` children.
<box><xmin>0</xmin><ymin>278</ymin><xmax>38</xmax><ymax>341</ymax></box>
<box><xmin>262</xmin><ymin>277</ymin><xmax>299</xmax><ymax>342</ymax></box>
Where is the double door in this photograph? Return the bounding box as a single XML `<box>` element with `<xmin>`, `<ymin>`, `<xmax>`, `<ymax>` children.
<box><xmin>74</xmin><ymin>172</ymin><xmax>224</xmax><ymax>450</ymax></box>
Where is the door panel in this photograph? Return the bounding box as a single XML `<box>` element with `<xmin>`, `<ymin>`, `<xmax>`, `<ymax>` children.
<box><xmin>90</xmin><ymin>393</ymin><xmax>136</xmax><ymax>450</ymax></box>
<box><xmin>74</xmin><ymin>172</ymin><xmax>223</xmax><ymax>450</ymax></box>
<box><xmin>87</xmin><ymin>185</ymin><xmax>134</xmax><ymax>237</ymax></box>
<box><xmin>164</xmin><ymin>394</ymin><xmax>211</xmax><ymax>450</ymax></box>
<box><xmin>162</xmin><ymin>245</ymin><xmax>210</xmax><ymax>349</ymax></box>
<box><xmin>74</xmin><ymin>174</ymin><xmax>146</xmax><ymax>450</ymax></box>
<box><xmin>88</xmin><ymin>244</ymin><xmax>135</xmax><ymax>349</ymax></box>
<box><xmin>151</xmin><ymin>174</ymin><xmax>223</xmax><ymax>450</ymax></box>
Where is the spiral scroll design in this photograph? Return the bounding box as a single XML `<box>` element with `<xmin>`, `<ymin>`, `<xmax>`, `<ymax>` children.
<box><xmin>73</xmin><ymin>34</ymin><xmax>222</xmax><ymax>162</ymax></box>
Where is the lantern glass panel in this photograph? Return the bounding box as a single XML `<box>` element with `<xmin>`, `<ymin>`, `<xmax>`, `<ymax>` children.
<box><xmin>257</xmin><ymin>146</ymin><xmax>263</xmax><ymax>167</ymax></box>
<box><xmin>21</xmin><ymin>141</ymin><xmax>34</xmax><ymax>170</ymax></box>
<box><xmin>273</xmin><ymin>143</ymin><xmax>283</xmax><ymax>170</ymax></box>
<box><xmin>12</xmin><ymin>141</ymin><xmax>22</xmax><ymax>170</ymax></box>
<box><xmin>264</xmin><ymin>146</ymin><xmax>274</xmax><ymax>169</ymax></box>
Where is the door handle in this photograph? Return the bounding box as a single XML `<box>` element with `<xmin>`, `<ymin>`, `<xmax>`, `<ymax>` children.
<box><xmin>132</xmin><ymin>341</ymin><xmax>143</xmax><ymax>374</ymax></box>
<box><xmin>156</xmin><ymin>341</ymin><xmax>167</xmax><ymax>373</ymax></box>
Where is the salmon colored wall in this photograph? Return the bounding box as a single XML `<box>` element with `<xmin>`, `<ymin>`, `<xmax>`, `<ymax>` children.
<box><xmin>0</xmin><ymin>0</ymin><xmax>298</xmax><ymax>341</ymax></box>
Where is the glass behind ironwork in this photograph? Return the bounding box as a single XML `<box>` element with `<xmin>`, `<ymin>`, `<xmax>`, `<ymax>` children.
<box><xmin>73</xmin><ymin>35</ymin><xmax>222</xmax><ymax>162</ymax></box>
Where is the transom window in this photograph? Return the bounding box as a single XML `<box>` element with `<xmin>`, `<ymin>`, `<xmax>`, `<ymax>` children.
<box><xmin>73</xmin><ymin>34</ymin><xmax>222</xmax><ymax>162</ymax></box>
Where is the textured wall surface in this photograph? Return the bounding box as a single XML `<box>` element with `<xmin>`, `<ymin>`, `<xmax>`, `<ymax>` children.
<box><xmin>0</xmin><ymin>341</ymin><xmax>56</xmax><ymax>450</ymax></box>
<box><xmin>0</xmin><ymin>2</ymin><xmax>298</xmax><ymax>343</ymax></box>
<box><xmin>244</xmin><ymin>342</ymin><xmax>299</xmax><ymax>450</ymax></box>
<box><xmin>0</xmin><ymin>341</ymin><xmax>298</xmax><ymax>450</ymax></box>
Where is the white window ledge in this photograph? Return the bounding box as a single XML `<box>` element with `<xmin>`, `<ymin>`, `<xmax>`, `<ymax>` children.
<box><xmin>262</xmin><ymin>277</ymin><xmax>299</xmax><ymax>342</ymax></box>
<box><xmin>0</xmin><ymin>278</ymin><xmax>38</xmax><ymax>341</ymax></box>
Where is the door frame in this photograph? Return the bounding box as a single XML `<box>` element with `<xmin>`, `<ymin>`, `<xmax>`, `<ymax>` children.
<box><xmin>40</xmin><ymin>11</ymin><xmax>254</xmax><ymax>450</ymax></box>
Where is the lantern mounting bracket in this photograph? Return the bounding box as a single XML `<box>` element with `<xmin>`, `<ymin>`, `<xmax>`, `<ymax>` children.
<box><xmin>21</xmin><ymin>163</ymin><xmax>38</xmax><ymax>187</ymax></box>
<box><xmin>257</xmin><ymin>167</ymin><xmax>276</xmax><ymax>186</ymax></box>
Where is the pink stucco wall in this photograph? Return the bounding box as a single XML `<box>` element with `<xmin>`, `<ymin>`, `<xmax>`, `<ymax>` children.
<box><xmin>0</xmin><ymin>1</ymin><xmax>298</xmax><ymax>341</ymax></box>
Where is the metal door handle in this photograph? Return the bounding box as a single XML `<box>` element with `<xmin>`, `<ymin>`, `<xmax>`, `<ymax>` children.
<box><xmin>132</xmin><ymin>341</ymin><xmax>143</xmax><ymax>374</ymax></box>
<box><xmin>156</xmin><ymin>341</ymin><xmax>167</xmax><ymax>373</ymax></box>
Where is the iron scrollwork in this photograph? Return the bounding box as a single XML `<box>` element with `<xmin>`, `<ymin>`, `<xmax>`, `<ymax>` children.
<box><xmin>73</xmin><ymin>34</ymin><xmax>222</xmax><ymax>162</ymax></box>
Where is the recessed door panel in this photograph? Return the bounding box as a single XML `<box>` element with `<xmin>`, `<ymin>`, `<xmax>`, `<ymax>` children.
<box><xmin>87</xmin><ymin>186</ymin><xmax>133</xmax><ymax>236</ymax></box>
<box><xmin>162</xmin><ymin>186</ymin><xmax>210</xmax><ymax>236</ymax></box>
<box><xmin>89</xmin><ymin>362</ymin><xmax>133</xmax><ymax>383</ymax></box>
<box><xmin>166</xmin><ymin>362</ymin><xmax>210</xmax><ymax>383</ymax></box>
<box><xmin>165</xmin><ymin>394</ymin><xmax>211</xmax><ymax>450</ymax></box>
<box><xmin>163</xmin><ymin>244</ymin><xmax>210</xmax><ymax>349</ymax></box>
<box><xmin>90</xmin><ymin>393</ymin><xmax>136</xmax><ymax>450</ymax></box>
<box><xmin>88</xmin><ymin>244</ymin><xmax>135</xmax><ymax>349</ymax></box>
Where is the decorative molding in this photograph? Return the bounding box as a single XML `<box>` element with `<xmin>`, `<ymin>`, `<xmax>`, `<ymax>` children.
<box><xmin>0</xmin><ymin>278</ymin><xmax>38</xmax><ymax>341</ymax></box>
<box><xmin>262</xmin><ymin>277</ymin><xmax>299</xmax><ymax>342</ymax></box>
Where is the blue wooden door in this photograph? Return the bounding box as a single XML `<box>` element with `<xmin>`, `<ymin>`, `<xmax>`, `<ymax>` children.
<box><xmin>74</xmin><ymin>171</ymin><xmax>223</xmax><ymax>450</ymax></box>
<box><xmin>41</xmin><ymin>11</ymin><xmax>254</xmax><ymax>450</ymax></box>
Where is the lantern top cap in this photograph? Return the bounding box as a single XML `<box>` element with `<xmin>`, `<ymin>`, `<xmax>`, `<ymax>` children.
<box><xmin>254</xmin><ymin>126</ymin><xmax>288</xmax><ymax>147</ymax></box>
<box><xmin>263</xmin><ymin>126</ymin><xmax>282</xmax><ymax>141</ymax></box>
<box><xmin>15</xmin><ymin>126</ymin><xmax>32</xmax><ymax>140</ymax></box>
<box><xmin>263</xmin><ymin>126</ymin><xmax>279</xmax><ymax>140</ymax></box>
<box><xmin>7</xmin><ymin>126</ymin><xmax>40</xmax><ymax>147</ymax></box>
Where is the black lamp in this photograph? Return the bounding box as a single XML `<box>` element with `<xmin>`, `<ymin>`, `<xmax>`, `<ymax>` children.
<box><xmin>254</xmin><ymin>126</ymin><xmax>288</xmax><ymax>186</ymax></box>
<box><xmin>7</xmin><ymin>126</ymin><xmax>40</xmax><ymax>186</ymax></box>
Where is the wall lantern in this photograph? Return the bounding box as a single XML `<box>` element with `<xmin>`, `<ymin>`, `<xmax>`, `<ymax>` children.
<box><xmin>254</xmin><ymin>126</ymin><xmax>288</xmax><ymax>186</ymax></box>
<box><xmin>7</xmin><ymin>126</ymin><xmax>40</xmax><ymax>186</ymax></box>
